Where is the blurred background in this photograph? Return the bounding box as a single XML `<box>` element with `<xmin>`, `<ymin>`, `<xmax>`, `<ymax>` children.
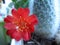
<box><xmin>0</xmin><ymin>0</ymin><xmax>60</xmax><ymax>45</ymax></box>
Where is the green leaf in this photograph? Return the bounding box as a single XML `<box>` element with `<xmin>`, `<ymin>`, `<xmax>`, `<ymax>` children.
<box><xmin>12</xmin><ymin>0</ymin><xmax>28</xmax><ymax>9</ymax></box>
<box><xmin>22</xmin><ymin>0</ymin><xmax>29</xmax><ymax>8</ymax></box>
<box><xmin>0</xmin><ymin>22</ymin><xmax>7</xmax><ymax>45</ymax></box>
<box><xmin>12</xmin><ymin>0</ymin><xmax>16</xmax><ymax>2</ymax></box>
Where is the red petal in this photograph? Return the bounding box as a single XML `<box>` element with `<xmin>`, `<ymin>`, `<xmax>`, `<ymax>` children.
<box><xmin>26</xmin><ymin>14</ymin><xmax>38</xmax><ymax>25</ymax></box>
<box><xmin>6</xmin><ymin>30</ymin><xmax>16</xmax><ymax>35</ymax></box>
<box><xmin>28</xmin><ymin>24</ymin><xmax>34</xmax><ymax>33</ymax></box>
<box><xmin>17</xmin><ymin>8</ymin><xmax>29</xmax><ymax>18</ymax></box>
<box><xmin>4</xmin><ymin>15</ymin><xmax>14</xmax><ymax>23</ymax></box>
<box><xmin>17</xmin><ymin>8</ymin><xmax>24</xmax><ymax>15</ymax></box>
<box><xmin>22</xmin><ymin>31</ymin><xmax>31</xmax><ymax>41</ymax></box>
<box><xmin>4</xmin><ymin>23</ymin><xmax>16</xmax><ymax>30</ymax></box>
<box><xmin>12</xmin><ymin>9</ymin><xmax>20</xmax><ymax>18</ymax></box>
<box><xmin>11</xmin><ymin>31</ymin><xmax>22</xmax><ymax>41</ymax></box>
<box><xmin>23</xmin><ymin>8</ymin><xmax>30</xmax><ymax>17</ymax></box>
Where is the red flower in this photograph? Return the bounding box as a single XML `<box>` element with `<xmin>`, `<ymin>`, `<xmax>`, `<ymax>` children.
<box><xmin>4</xmin><ymin>8</ymin><xmax>38</xmax><ymax>41</ymax></box>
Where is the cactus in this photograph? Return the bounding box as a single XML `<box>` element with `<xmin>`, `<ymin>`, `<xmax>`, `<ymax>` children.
<box><xmin>33</xmin><ymin>0</ymin><xmax>59</xmax><ymax>39</ymax></box>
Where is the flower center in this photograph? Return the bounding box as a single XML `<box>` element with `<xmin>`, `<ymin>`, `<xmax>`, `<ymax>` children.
<box><xmin>15</xmin><ymin>17</ymin><xmax>29</xmax><ymax>32</ymax></box>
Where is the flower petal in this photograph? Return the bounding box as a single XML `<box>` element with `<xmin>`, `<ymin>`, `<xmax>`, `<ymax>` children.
<box><xmin>11</xmin><ymin>31</ymin><xmax>22</xmax><ymax>41</ymax></box>
<box><xmin>12</xmin><ymin>9</ymin><xmax>20</xmax><ymax>18</ymax></box>
<box><xmin>4</xmin><ymin>23</ymin><xmax>16</xmax><ymax>30</ymax></box>
<box><xmin>4</xmin><ymin>15</ymin><xmax>14</xmax><ymax>23</ymax></box>
<box><xmin>22</xmin><ymin>31</ymin><xmax>31</xmax><ymax>41</ymax></box>
<box><xmin>28</xmin><ymin>24</ymin><xmax>34</xmax><ymax>33</ymax></box>
<box><xmin>17</xmin><ymin>8</ymin><xmax>29</xmax><ymax>18</ymax></box>
<box><xmin>23</xmin><ymin>8</ymin><xmax>30</xmax><ymax>17</ymax></box>
<box><xmin>26</xmin><ymin>14</ymin><xmax>38</xmax><ymax>25</ymax></box>
<box><xmin>17</xmin><ymin>8</ymin><xmax>24</xmax><ymax>15</ymax></box>
<box><xmin>6</xmin><ymin>30</ymin><xmax>16</xmax><ymax>36</ymax></box>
